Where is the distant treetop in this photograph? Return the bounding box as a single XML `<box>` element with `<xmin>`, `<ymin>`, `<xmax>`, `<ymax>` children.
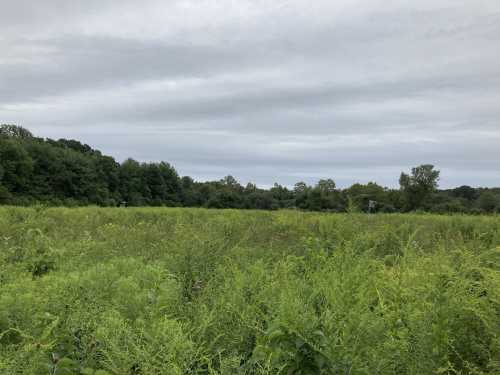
<box><xmin>0</xmin><ymin>124</ymin><xmax>33</xmax><ymax>139</ymax></box>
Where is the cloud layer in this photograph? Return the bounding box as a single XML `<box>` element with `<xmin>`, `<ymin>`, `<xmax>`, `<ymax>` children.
<box><xmin>1</xmin><ymin>0</ymin><xmax>499</xmax><ymax>187</ymax></box>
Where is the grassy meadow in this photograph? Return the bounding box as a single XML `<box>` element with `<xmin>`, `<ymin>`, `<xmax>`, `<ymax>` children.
<box><xmin>1</xmin><ymin>207</ymin><xmax>499</xmax><ymax>374</ymax></box>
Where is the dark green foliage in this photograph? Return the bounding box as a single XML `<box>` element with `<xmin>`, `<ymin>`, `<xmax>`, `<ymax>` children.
<box><xmin>0</xmin><ymin>126</ymin><xmax>179</xmax><ymax>207</ymax></box>
<box><xmin>451</xmin><ymin>185</ymin><xmax>479</xmax><ymax>201</ymax></box>
<box><xmin>399</xmin><ymin>164</ymin><xmax>440</xmax><ymax>211</ymax></box>
<box><xmin>1</xmin><ymin>125</ymin><xmax>499</xmax><ymax>213</ymax></box>
<box><xmin>0</xmin><ymin>124</ymin><xmax>33</xmax><ymax>139</ymax></box>
<box><xmin>344</xmin><ymin>182</ymin><xmax>390</xmax><ymax>212</ymax></box>
<box><xmin>478</xmin><ymin>191</ymin><xmax>499</xmax><ymax>213</ymax></box>
<box><xmin>0</xmin><ymin>137</ymin><xmax>34</xmax><ymax>193</ymax></box>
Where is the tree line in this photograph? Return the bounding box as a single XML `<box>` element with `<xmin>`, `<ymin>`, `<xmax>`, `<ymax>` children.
<box><xmin>1</xmin><ymin>124</ymin><xmax>499</xmax><ymax>213</ymax></box>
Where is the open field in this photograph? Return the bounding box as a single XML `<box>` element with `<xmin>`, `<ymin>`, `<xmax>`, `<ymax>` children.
<box><xmin>1</xmin><ymin>207</ymin><xmax>499</xmax><ymax>374</ymax></box>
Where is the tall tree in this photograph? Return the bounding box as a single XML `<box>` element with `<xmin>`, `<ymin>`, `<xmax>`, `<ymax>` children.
<box><xmin>0</xmin><ymin>164</ymin><xmax>10</xmax><ymax>202</ymax></box>
<box><xmin>294</xmin><ymin>182</ymin><xmax>311</xmax><ymax>209</ymax></box>
<box><xmin>478</xmin><ymin>191</ymin><xmax>498</xmax><ymax>213</ymax></box>
<box><xmin>0</xmin><ymin>124</ymin><xmax>33</xmax><ymax>139</ymax></box>
<box><xmin>316</xmin><ymin>179</ymin><xmax>336</xmax><ymax>194</ymax></box>
<box><xmin>399</xmin><ymin>164</ymin><xmax>440</xmax><ymax>211</ymax></box>
<box><xmin>0</xmin><ymin>138</ymin><xmax>34</xmax><ymax>193</ymax></box>
<box><xmin>344</xmin><ymin>182</ymin><xmax>388</xmax><ymax>212</ymax></box>
<box><xmin>119</xmin><ymin>158</ymin><xmax>147</xmax><ymax>205</ymax></box>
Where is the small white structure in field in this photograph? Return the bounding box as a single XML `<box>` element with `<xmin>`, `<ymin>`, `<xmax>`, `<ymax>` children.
<box><xmin>368</xmin><ymin>200</ymin><xmax>377</xmax><ymax>213</ymax></box>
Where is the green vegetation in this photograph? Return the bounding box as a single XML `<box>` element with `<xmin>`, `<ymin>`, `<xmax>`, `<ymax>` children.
<box><xmin>1</xmin><ymin>124</ymin><xmax>500</xmax><ymax>213</ymax></box>
<box><xmin>1</xmin><ymin>207</ymin><xmax>499</xmax><ymax>374</ymax></box>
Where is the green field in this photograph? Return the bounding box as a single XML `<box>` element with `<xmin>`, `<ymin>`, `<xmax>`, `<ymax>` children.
<box><xmin>1</xmin><ymin>208</ymin><xmax>499</xmax><ymax>374</ymax></box>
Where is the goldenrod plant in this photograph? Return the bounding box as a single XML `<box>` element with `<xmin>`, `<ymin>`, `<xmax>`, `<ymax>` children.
<box><xmin>0</xmin><ymin>207</ymin><xmax>499</xmax><ymax>374</ymax></box>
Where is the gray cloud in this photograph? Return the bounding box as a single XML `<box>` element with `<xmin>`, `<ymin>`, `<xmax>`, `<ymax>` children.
<box><xmin>1</xmin><ymin>0</ymin><xmax>499</xmax><ymax>188</ymax></box>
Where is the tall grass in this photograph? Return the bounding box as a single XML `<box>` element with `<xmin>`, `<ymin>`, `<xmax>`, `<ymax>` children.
<box><xmin>0</xmin><ymin>207</ymin><xmax>499</xmax><ymax>374</ymax></box>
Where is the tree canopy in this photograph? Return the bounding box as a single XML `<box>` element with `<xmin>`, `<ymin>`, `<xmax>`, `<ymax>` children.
<box><xmin>0</xmin><ymin>125</ymin><xmax>498</xmax><ymax>213</ymax></box>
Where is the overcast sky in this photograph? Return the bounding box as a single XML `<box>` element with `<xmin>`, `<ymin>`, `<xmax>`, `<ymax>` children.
<box><xmin>1</xmin><ymin>0</ymin><xmax>499</xmax><ymax>188</ymax></box>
